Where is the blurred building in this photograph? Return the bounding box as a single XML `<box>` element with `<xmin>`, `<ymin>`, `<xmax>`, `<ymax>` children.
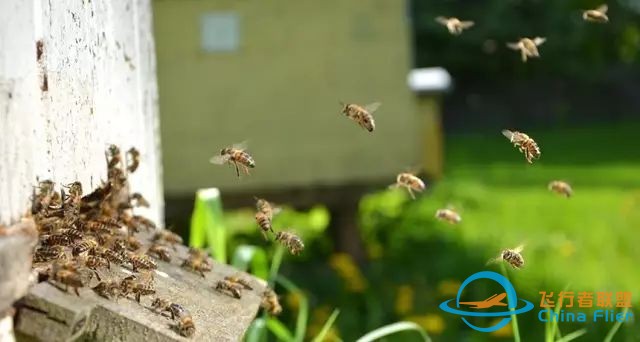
<box><xmin>153</xmin><ymin>0</ymin><xmax>448</xmax><ymax>255</ymax></box>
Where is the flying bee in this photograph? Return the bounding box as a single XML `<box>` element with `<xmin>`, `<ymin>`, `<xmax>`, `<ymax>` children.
<box><xmin>548</xmin><ymin>180</ymin><xmax>573</xmax><ymax>198</ymax></box>
<box><xmin>389</xmin><ymin>172</ymin><xmax>426</xmax><ymax>200</ymax></box>
<box><xmin>49</xmin><ymin>261</ymin><xmax>83</xmax><ymax>296</ymax></box>
<box><xmin>435</xmin><ymin>207</ymin><xmax>462</xmax><ymax>224</ymax></box>
<box><xmin>255</xmin><ymin>212</ymin><xmax>274</xmax><ymax>240</ymax></box>
<box><xmin>72</xmin><ymin>238</ymin><xmax>98</xmax><ymax>257</ymax></box>
<box><xmin>583</xmin><ymin>4</ymin><xmax>608</xmax><ymax>23</ymax></box>
<box><xmin>254</xmin><ymin>197</ymin><xmax>280</xmax><ymax>239</ymax></box>
<box><xmin>274</xmin><ymin>231</ymin><xmax>305</xmax><ymax>256</ymax></box>
<box><xmin>435</xmin><ymin>16</ymin><xmax>475</xmax><ymax>35</ymax></box>
<box><xmin>215</xmin><ymin>279</ymin><xmax>243</xmax><ymax>299</ymax></box>
<box><xmin>130</xmin><ymin>193</ymin><xmax>150</xmax><ymax>208</ymax></box>
<box><xmin>507</xmin><ymin>37</ymin><xmax>546</xmax><ymax>62</ymax></box>
<box><xmin>147</xmin><ymin>243</ymin><xmax>172</xmax><ymax>262</ymax></box>
<box><xmin>120</xmin><ymin>274</ymin><xmax>155</xmax><ymax>303</ymax></box>
<box><xmin>34</xmin><ymin>246</ymin><xmax>66</xmax><ymax>263</ymax></box>
<box><xmin>126</xmin><ymin>147</ymin><xmax>140</xmax><ymax>173</ymax></box>
<box><xmin>488</xmin><ymin>244</ymin><xmax>526</xmax><ymax>269</ymax></box>
<box><xmin>340</xmin><ymin>102</ymin><xmax>381</xmax><ymax>132</ymax></box>
<box><xmin>106</xmin><ymin>144</ymin><xmax>123</xmax><ymax>169</ymax></box>
<box><xmin>209</xmin><ymin>142</ymin><xmax>256</xmax><ymax>178</ymax></box>
<box><xmin>224</xmin><ymin>275</ymin><xmax>253</xmax><ymax>290</ymax></box>
<box><xmin>181</xmin><ymin>254</ymin><xmax>212</xmax><ymax>278</ymax></box>
<box><xmin>152</xmin><ymin>229</ymin><xmax>183</xmax><ymax>246</ymax></box>
<box><xmin>41</xmin><ymin>234</ymin><xmax>73</xmax><ymax>247</ymax></box>
<box><xmin>126</xmin><ymin>252</ymin><xmax>158</xmax><ymax>272</ymax></box>
<box><xmin>261</xmin><ymin>288</ymin><xmax>282</xmax><ymax>315</ymax></box>
<box><xmin>92</xmin><ymin>279</ymin><xmax>121</xmax><ymax>300</ymax></box>
<box><xmin>502</xmin><ymin>130</ymin><xmax>541</xmax><ymax>163</ymax></box>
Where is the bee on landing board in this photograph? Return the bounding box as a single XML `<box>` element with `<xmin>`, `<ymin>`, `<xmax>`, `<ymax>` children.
<box><xmin>340</xmin><ymin>102</ymin><xmax>381</xmax><ymax>132</ymax></box>
<box><xmin>502</xmin><ymin>130</ymin><xmax>541</xmax><ymax>163</ymax></box>
<box><xmin>488</xmin><ymin>244</ymin><xmax>526</xmax><ymax>269</ymax></box>
<box><xmin>215</xmin><ymin>279</ymin><xmax>243</xmax><ymax>299</ymax></box>
<box><xmin>583</xmin><ymin>4</ymin><xmax>609</xmax><ymax>23</ymax></box>
<box><xmin>548</xmin><ymin>180</ymin><xmax>573</xmax><ymax>198</ymax></box>
<box><xmin>275</xmin><ymin>231</ymin><xmax>305</xmax><ymax>255</ymax></box>
<box><xmin>389</xmin><ymin>172</ymin><xmax>426</xmax><ymax>200</ymax></box>
<box><xmin>435</xmin><ymin>17</ymin><xmax>475</xmax><ymax>35</ymax></box>
<box><xmin>435</xmin><ymin>206</ymin><xmax>462</xmax><ymax>224</ymax></box>
<box><xmin>209</xmin><ymin>142</ymin><xmax>255</xmax><ymax>178</ymax></box>
<box><xmin>261</xmin><ymin>288</ymin><xmax>282</xmax><ymax>315</ymax></box>
<box><xmin>224</xmin><ymin>275</ymin><xmax>253</xmax><ymax>290</ymax></box>
<box><xmin>92</xmin><ymin>279</ymin><xmax>121</xmax><ymax>300</ymax></box>
<box><xmin>507</xmin><ymin>37</ymin><xmax>546</xmax><ymax>62</ymax></box>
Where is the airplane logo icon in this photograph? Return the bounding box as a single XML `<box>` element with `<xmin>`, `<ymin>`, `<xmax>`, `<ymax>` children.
<box><xmin>459</xmin><ymin>293</ymin><xmax>508</xmax><ymax>309</ymax></box>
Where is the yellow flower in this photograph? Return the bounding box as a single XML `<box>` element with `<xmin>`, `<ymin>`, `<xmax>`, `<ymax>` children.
<box><xmin>437</xmin><ymin>279</ymin><xmax>461</xmax><ymax>297</ymax></box>
<box><xmin>285</xmin><ymin>291</ymin><xmax>303</xmax><ymax>311</ymax></box>
<box><xmin>406</xmin><ymin>314</ymin><xmax>445</xmax><ymax>335</ymax></box>
<box><xmin>395</xmin><ymin>285</ymin><xmax>414</xmax><ymax>315</ymax></box>
<box><xmin>490</xmin><ymin>319</ymin><xmax>513</xmax><ymax>337</ymax></box>
<box><xmin>329</xmin><ymin>253</ymin><xmax>368</xmax><ymax>293</ymax></box>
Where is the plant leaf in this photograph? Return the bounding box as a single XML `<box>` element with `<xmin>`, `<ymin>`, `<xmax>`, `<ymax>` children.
<box><xmin>189</xmin><ymin>188</ymin><xmax>226</xmax><ymax>263</ymax></box>
<box><xmin>231</xmin><ymin>245</ymin><xmax>269</xmax><ymax>280</ymax></box>
<box><xmin>556</xmin><ymin>328</ymin><xmax>587</xmax><ymax>342</ymax></box>
<box><xmin>276</xmin><ymin>275</ymin><xmax>309</xmax><ymax>342</ymax></box>
<box><xmin>245</xmin><ymin>318</ymin><xmax>267</xmax><ymax>342</ymax></box>
<box><xmin>266</xmin><ymin>317</ymin><xmax>295</xmax><ymax>342</ymax></box>
<box><xmin>311</xmin><ymin>309</ymin><xmax>340</xmax><ymax>342</ymax></box>
<box><xmin>355</xmin><ymin>322</ymin><xmax>431</xmax><ymax>342</ymax></box>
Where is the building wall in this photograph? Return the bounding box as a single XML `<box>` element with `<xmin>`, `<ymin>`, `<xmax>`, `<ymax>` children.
<box><xmin>155</xmin><ymin>0</ymin><xmax>429</xmax><ymax>196</ymax></box>
<box><xmin>0</xmin><ymin>0</ymin><xmax>163</xmax><ymax>225</ymax></box>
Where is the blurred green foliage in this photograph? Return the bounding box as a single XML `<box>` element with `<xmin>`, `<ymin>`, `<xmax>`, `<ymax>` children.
<box><xmin>410</xmin><ymin>0</ymin><xmax>640</xmax><ymax>80</ymax></box>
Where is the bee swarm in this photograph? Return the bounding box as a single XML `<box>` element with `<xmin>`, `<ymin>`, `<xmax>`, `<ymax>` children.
<box><xmin>14</xmin><ymin>146</ymin><xmax>266</xmax><ymax>342</ymax></box>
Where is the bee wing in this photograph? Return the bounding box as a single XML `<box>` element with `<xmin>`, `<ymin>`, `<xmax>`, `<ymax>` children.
<box><xmin>232</xmin><ymin>140</ymin><xmax>249</xmax><ymax>151</ymax></box>
<box><xmin>596</xmin><ymin>4</ymin><xmax>608</xmax><ymax>13</ymax></box>
<box><xmin>533</xmin><ymin>37</ymin><xmax>546</xmax><ymax>46</ymax></box>
<box><xmin>363</xmin><ymin>102</ymin><xmax>381</xmax><ymax>114</ymax></box>
<box><xmin>506</xmin><ymin>42</ymin><xmax>520</xmax><ymax>50</ymax></box>
<box><xmin>459</xmin><ymin>21</ymin><xmax>475</xmax><ymax>29</ymax></box>
<box><xmin>209</xmin><ymin>155</ymin><xmax>229</xmax><ymax>165</ymax></box>
<box><xmin>513</xmin><ymin>244</ymin><xmax>526</xmax><ymax>253</ymax></box>
<box><xmin>485</xmin><ymin>256</ymin><xmax>501</xmax><ymax>266</ymax></box>
<box><xmin>435</xmin><ymin>16</ymin><xmax>449</xmax><ymax>25</ymax></box>
<box><xmin>272</xmin><ymin>206</ymin><xmax>282</xmax><ymax>216</ymax></box>
<box><xmin>501</xmin><ymin>129</ymin><xmax>515</xmax><ymax>140</ymax></box>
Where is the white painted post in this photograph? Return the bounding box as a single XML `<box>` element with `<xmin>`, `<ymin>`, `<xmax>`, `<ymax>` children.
<box><xmin>0</xmin><ymin>0</ymin><xmax>162</xmax><ymax>338</ymax></box>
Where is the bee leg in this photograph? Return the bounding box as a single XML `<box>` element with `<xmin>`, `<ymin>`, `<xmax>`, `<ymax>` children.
<box><xmin>406</xmin><ymin>188</ymin><xmax>416</xmax><ymax>200</ymax></box>
<box><xmin>136</xmin><ymin>293</ymin><xmax>141</xmax><ymax>303</ymax></box>
<box><xmin>231</xmin><ymin>162</ymin><xmax>240</xmax><ymax>178</ymax></box>
<box><xmin>94</xmin><ymin>270</ymin><xmax>102</xmax><ymax>281</ymax></box>
<box><xmin>199</xmin><ymin>270</ymin><xmax>205</xmax><ymax>278</ymax></box>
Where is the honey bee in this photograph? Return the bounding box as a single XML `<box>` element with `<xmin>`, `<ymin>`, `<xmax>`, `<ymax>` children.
<box><xmin>224</xmin><ymin>275</ymin><xmax>253</xmax><ymax>290</ymax></box>
<box><xmin>261</xmin><ymin>288</ymin><xmax>282</xmax><ymax>315</ymax></box>
<box><xmin>120</xmin><ymin>274</ymin><xmax>155</xmax><ymax>303</ymax></box>
<box><xmin>83</xmin><ymin>255</ymin><xmax>110</xmax><ymax>272</ymax></box>
<box><xmin>215</xmin><ymin>279</ymin><xmax>243</xmax><ymax>299</ymax></box>
<box><xmin>72</xmin><ymin>238</ymin><xmax>98</xmax><ymax>257</ymax></box>
<box><xmin>340</xmin><ymin>102</ymin><xmax>381</xmax><ymax>132</ymax></box>
<box><xmin>129</xmin><ymin>215</ymin><xmax>156</xmax><ymax>232</ymax></box>
<box><xmin>181</xmin><ymin>254</ymin><xmax>212</xmax><ymax>277</ymax></box>
<box><xmin>130</xmin><ymin>193</ymin><xmax>150</xmax><ymax>208</ymax></box>
<box><xmin>34</xmin><ymin>246</ymin><xmax>66</xmax><ymax>263</ymax></box>
<box><xmin>507</xmin><ymin>37</ymin><xmax>546</xmax><ymax>62</ymax></box>
<box><xmin>274</xmin><ymin>231</ymin><xmax>305</xmax><ymax>255</ymax></box>
<box><xmin>126</xmin><ymin>235</ymin><xmax>143</xmax><ymax>251</ymax></box>
<box><xmin>583</xmin><ymin>4</ymin><xmax>608</xmax><ymax>23</ymax></box>
<box><xmin>435</xmin><ymin>17</ymin><xmax>475</xmax><ymax>35</ymax></box>
<box><xmin>147</xmin><ymin>243</ymin><xmax>172</xmax><ymax>262</ymax></box>
<box><xmin>49</xmin><ymin>261</ymin><xmax>83</xmax><ymax>296</ymax></box>
<box><xmin>152</xmin><ymin>230</ymin><xmax>183</xmax><ymax>246</ymax></box>
<box><xmin>126</xmin><ymin>252</ymin><xmax>158</xmax><ymax>272</ymax></box>
<box><xmin>255</xmin><ymin>212</ymin><xmax>274</xmax><ymax>240</ymax></box>
<box><xmin>435</xmin><ymin>207</ymin><xmax>462</xmax><ymax>224</ymax></box>
<box><xmin>81</xmin><ymin>221</ymin><xmax>114</xmax><ymax>235</ymax></box>
<box><xmin>488</xmin><ymin>244</ymin><xmax>526</xmax><ymax>269</ymax></box>
<box><xmin>93</xmin><ymin>246</ymin><xmax>126</xmax><ymax>267</ymax></box>
<box><xmin>209</xmin><ymin>142</ymin><xmax>256</xmax><ymax>178</ymax></box>
<box><xmin>126</xmin><ymin>147</ymin><xmax>140</xmax><ymax>173</ymax></box>
<box><xmin>389</xmin><ymin>172</ymin><xmax>426</xmax><ymax>200</ymax></box>
<box><xmin>187</xmin><ymin>247</ymin><xmax>209</xmax><ymax>259</ymax></box>
<box><xmin>32</xmin><ymin>179</ymin><xmax>56</xmax><ymax>214</ymax></box>
<box><xmin>92</xmin><ymin>279</ymin><xmax>121</xmax><ymax>300</ymax></box>
<box><xmin>41</xmin><ymin>234</ymin><xmax>73</xmax><ymax>246</ymax></box>
<box><xmin>502</xmin><ymin>130</ymin><xmax>541</xmax><ymax>163</ymax></box>
<box><xmin>106</xmin><ymin>144</ymin><xmax>123</xmax><ymax>169</ymax></box>
<box><xmin>254</xmin><ymin>197</ymin><xmax>280</xmax><ymax>239</ymax></box>
<box><xmin>548</xmin><ymin>180</ymin><xmax>573</xmax><ymax>198</ymax></box>
<box><xmin>151</xmin><ymin>299</ymin><xmax>195</xmax><ymax>337</ymax></box>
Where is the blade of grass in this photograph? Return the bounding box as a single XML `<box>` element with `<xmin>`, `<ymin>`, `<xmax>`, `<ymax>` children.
<box><xmin>276</xmin><ymin>275</ymin><xmax>309</xmax><ymax>342</ymax></box>
<box><xmin>265</xmin><ymin>317</ymin><xmax>295</xmax><ymax>342</ymax></box>
<box><xmin>604</xmin><ymin>307</ymin><xmax>630</xmax><ymax>342</ymax></box>
<box><xmin>549</xmin><ymin>283</ymin><xmax>571</xmax><ymax>341</ymax></box>
<box><xmin>190</xmin><ymin>188</ymin><xmax>226</xmax><ymax>263</ymax></box>
<box><xmin>311</xmin><ymin>309</ymin><xmax>340</xmax><ymax>342</ymax></box>
<box><xmin>499</xmin><ymin>262</ymin><xmax>521</xmax><ymax>342</ymax></box>
<box><xmin>245</xmin><ymin>318</ymin><xmax>267</xmax><ymax>342</ymax></box>
<box><xmin>231</xmin><ymin>245</ymin><xmax>269</xmax><ymax>280</ymax></box>
<box><xmin>355</xmin><ymin>322</ymin><xmax>431</xmax><ymax>342</ymax></box>
<box><xmin>555</xmin><ymin>328</ymin><xmax>587</xmax><ymax>342</ymax></box>
<box><xmin>268</xmin><ymin>246</ymin><xmax>285</xmax><ymax>286</ymax></box>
